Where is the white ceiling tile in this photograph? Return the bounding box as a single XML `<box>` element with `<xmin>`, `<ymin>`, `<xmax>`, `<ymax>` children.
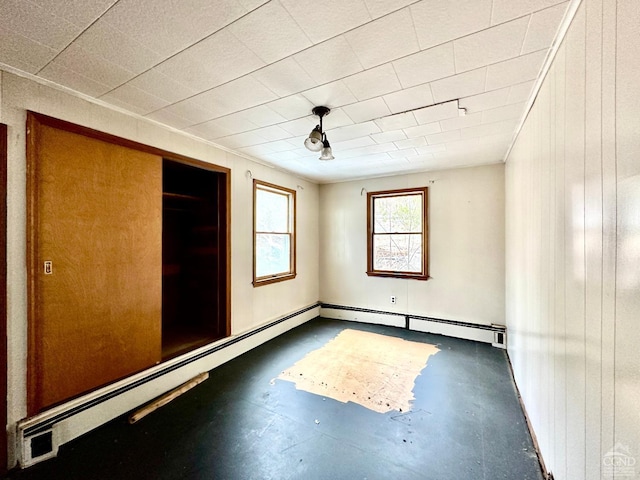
<box><xmin>294</xmin><ymin>36</ymin><xmax>363</xmax><ymax>85</ymax></box>
<box><xmin>410</xmin><ymin>0</ymin><xmax>492</xmax><ymax>50</ymax></box>
<box><xmin>330</xmin><ymin>121</ymin><xmax>381</xmax><ymax>142</ymax></box>
<box><xmin>403</xmin><ymin>122</ymin><xmax>441</xmax><ymax>138</ymax></box>
<box><xmin>388</xmin><ymin>148</ymin><xmax>419</xmax><ymax>159</ymax></box>
<box><xmin>394</xmin><ymin>136</ymin><xmax>427</xmax><ymax>149</ymax></box>
<box><xmin>440</xmin><ymin>112</ymin><xmax>482</xmax><ymax>132</ymax></box>
<box><xmin>251</xmin><ymin>57</ymin><xmax>317</xmax><ymax>97</ymax></box>
<box><xmin>340</xmin><ymin>143</ymin><xmax>397</xmax><ymax>159</ymax></box>
<box><xmin>482</xmin><ymin>102</ymin><xmax>526</xmax><ymax>124</ymax></box>
<box><xmin>102</xmin><ymin>0</ymin><xmax>247</xmax><ymax>57</ymax></box>
<box><xmin>100</xmin><ymin>84</ymin><xmax>169</xmax><ymax>115</ymax></box>
<box><xmin>382</xmin><ymin>84</ymin><xmax>434</xmax><ymax>114</ymax></box>
<box><xmin>522</xmin><ymin>2</ymin><xmax>568</xmax><ymax>54</ymax></box>
<box><xmin>196</xmin><ymin>76</ymin><xmax>278</xmax><ymax>117</ymax></box>
<box><xmin>345</xmin><ymin>8</ymin><xmax>419</xmax><ymax>69</ymax></box>
<box><xmin>332</xmin><ymin>136</ymin><xmax>377</xmax><ymax>151</ymax></box>
<box><xmin>263</xmin><ymin>150</ymin><xmax>302</xmax><ymax>162</ymax></box>
<box><xmin>416</xmin><ymin>144</ymin><xmax>447</xmax><ymax>155</ymax></box>
<box><xmin>406</xmin><ymin>154</ymin><xmax>435</xmax><ymax>165</ymax></box>
<box><xmin>453</xmin><ymin>17</ymin><xmax>529</xmax><ymax>73</ymax></box>
<box><xmin>371</xmin><ymin>130</ymin><xmax>407</xmax><ymax>144</ymax></box>
<box><xmin>324</xmin><ymin>108</ymin><xmax>355</xmax><ymax>129</ymax></box>
<box><xmin>253</xmin><ymin>125</ymin><xmax>291</xmax><ymax>142</ymax></box>
<box><xmin>38</xmin><ymin>61</ymin><xmax>111</xmax><ymax>96</ymax></box>
<box><xmin>160</xmin><ymin>98</ymin><xmax>216</xmax><ymax>125</ymax></box>
<box><xmin>1</xmin><ymin>0</ymin><xmax>81</xmax><ymax>49</ymax></box>
<box><xmin>184</xmin><ymin>119</ymin><xmax>236</xmax><ymax>140</ymax></box>
<box><xmin>52</xmin><ymin>43</ymin><xmax>136</xmax><ymax>88</ymax></box>
<box><xmin>240</xmin><ymin>105</ymin><xmax>287</xmax><ymax>128</ymax></box>
<box><xmin>216</xmin><ymin>130</ymin><xmax>268</xmax><ymax>148</ymax></box>
<box><xmin>458</xmin><ymin>87</ymin><xmax>511</xmax><ymax>113</ymax></box>
<box><xmin>267</xmin><ymin>95</ymin><xmax>315</xmax><ymax>121</ymax></box>
<box><xmin>508</xmin><ymin>81</ymin><xmax>536</xmax><ymax>103</ymax></box>
<box><xmin>156</xmin><ymin>29</ymin><xmax>265</xmax><ymax>92</ymax></box>
<box><xmin>302</xmin><ymin>81</ymin><xmax>358</xmax><ymax>109</ymax></box>
<box><xmin>460</xmin><ymin>119</ymin><xmax>518</xmax><ymax>139</ymax></box>
<box><xmin>73</xmin><ymin>21</ymin><xmax>164</xmax><ymax>74</ymax></box>
<box><xmin>144</xmin><ymin>109</ymin><xmax>195</xmax><ymax>130</ymax></box>
<box><xmin>264</xmin><ymin>139</ymin><xmax>298</xmax><ymax>153</ymax></box>
<box><xmin>279</xmin><ymin>117</ymin><xmax>319</xmax><ymax>136</ymax></box>
<box><xmin>485</xmin><ymin>50</ymin><xmax>547</xmax><ymax>91</ymax></box>
<box><xmin>0</xmin><ymin>26</ymin><xmax>58</xmax><ymax>73</ymax></box>
<box><xmin>237</xmin><ymin>144</ymin><xmax>276</xmax><ymax>157</ymax></box>
<box><xmin>342</xmin><ymin>97</ymin><xmax>391</xmax><ymax>123</ymax></box>
<box><xmin>430</xmin><ymin>68</ymin><xmax>487</xmax><ymax>103</ymax></box>
<box><xmin>30</xmin><ymin>0</ymin><xmax>117</xmax><ymax>27</ymax></box>
<box><xmin>342</xmin><ymin>64</ymin><xmax>401</xmax><ymax>101</ymax></box>
<box><xmin>413</xmin><ymin>101</ymin><xmax>459</xmax><ymax>124</ymax></box>
<box><xmin>393</xmin><ymin>43</ymin><xmax>456</xmax><ymax>88</ymax></box>
<box><xmin>237</xmin><ymin>0</ymin><xmax>269</xmax><ymax>11</ymax></box>
<box><xmin>426</xmin><ymin>129</ymin><xmax>461</xmax><ymax>145</ymax></box>
<box><xmin>280</xmin><ymin>0</ymin><xmax>371</xmax><ymax>44</ymax></box>
<box><xmin>364</xmin><ymin>0</ymin><xmax>415</xmax><ymax>19</ymax></box>
<box><xmin>491</xmin><ymin>0</ymin><xmax>567</xmax><ymax>25</ymax></box>
<box><xmin>193</xmin><ymin>112</ymin><xmax>258</xmax><ymax>137</ymax></box>
<box><xmin>127</xmin><ymin>69</ymin><xmax>197</xmax><ymax>103</ymax></box>
<box><xmin>374</xmin><ymin>111</ymin><xmax>417</xmax><ymax>131</ymax></box>
<box><xmin>228</xmin><ymin>1</ymin><xmax>312</xmax><ymax>64</ymax></box>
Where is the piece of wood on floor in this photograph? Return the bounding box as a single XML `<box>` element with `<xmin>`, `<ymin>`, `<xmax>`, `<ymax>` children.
<box><xmin>128</xmin><ymin>372</ymin><xmax>209</xmax><ymax>424</ymax></box>
<box><xmin>278</xmin><ymin>329</ymin><xmax>439</xmax><ymax>413</ymax></box>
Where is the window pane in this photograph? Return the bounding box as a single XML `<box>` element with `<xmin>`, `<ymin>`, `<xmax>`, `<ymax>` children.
<box><xmin>374</xmin><ymin>194</ymin><xmax>422</xmax><ymax>233</ymax></box>
<box><xmin>256</xmin><ymin>233</ymin><xmax>291</xmax><ymax>277</ymax></box>
<box><xmin>373</xmin><ymin>234</ymin><xmax>422</xmax><ymax>273</ymax></box>
<box><xmin>256</xmin><ymin>189</ymin><xmax>288</xmax><ymax>232</ymax></box>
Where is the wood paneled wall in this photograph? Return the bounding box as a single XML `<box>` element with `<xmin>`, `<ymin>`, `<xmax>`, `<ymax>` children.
<box><xmin>505</xmin><ymin>1</ymin><xmax>640</xmax><ymax>479</ymax></box>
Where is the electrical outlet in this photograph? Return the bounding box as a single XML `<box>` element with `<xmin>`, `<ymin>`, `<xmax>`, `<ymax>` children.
<box><xmin>390</xmin><ymin>296</ymin><xmax>396</xmax><ymax>304</ymax></box>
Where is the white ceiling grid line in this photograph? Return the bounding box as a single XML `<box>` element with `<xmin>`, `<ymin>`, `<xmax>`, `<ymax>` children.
<box><xmin>0</xmin><ymin>0</ymin><xmax>572</xmax><ymax>182</ymax></box>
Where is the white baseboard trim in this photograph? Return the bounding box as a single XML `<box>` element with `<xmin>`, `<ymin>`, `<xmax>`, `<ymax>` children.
<box><xmin>17</xmin><ymin>303</ymin><xmax>319</xmax><ymax>468</ymax></box>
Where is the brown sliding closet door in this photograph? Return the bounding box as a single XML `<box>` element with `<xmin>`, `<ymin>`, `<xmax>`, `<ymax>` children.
<box><xmin>29</xmin><ymin>117</ymin><xmax>162</xmax><ymax>414</ymax></box>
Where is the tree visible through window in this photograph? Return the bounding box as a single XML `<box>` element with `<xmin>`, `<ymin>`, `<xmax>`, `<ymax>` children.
<box><xmin>253</xmin><ymin>180</ymin><xmax>296</xmax><ymax>286</ymax></box>
<box><xmin>367</xmin><ymin>187</ymin><xmax>428</xmax><ymax>280</ymax></box>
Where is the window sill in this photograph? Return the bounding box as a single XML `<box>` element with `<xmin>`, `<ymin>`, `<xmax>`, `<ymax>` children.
<box><xmin>253</xmin><ymin>273</ymin><xmax>297</xmax><ymax>287</ymax></box>
<box><xmin>366</xmin><ymin>271</ymin><xmax>430</xmax><ymax>281</ymax></box>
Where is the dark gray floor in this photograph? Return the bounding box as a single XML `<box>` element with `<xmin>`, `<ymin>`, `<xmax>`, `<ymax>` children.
<box><xmin>4</xmin><ymin>318</ymin><xmax>543</xmax><ymax>480</ymax></box>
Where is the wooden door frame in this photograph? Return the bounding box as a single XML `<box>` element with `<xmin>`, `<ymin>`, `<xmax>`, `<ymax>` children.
<box><xmin>26</xmin><ymin>112</ymin><xmax>231</xmax><ymax>415</ymax></box>
<box><xmin>1</xmin><ymin>123</ymin><xmax>8</xmax><ymax>473</ymax></box>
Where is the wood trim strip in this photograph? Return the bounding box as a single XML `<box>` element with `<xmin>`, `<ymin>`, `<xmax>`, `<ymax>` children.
<box><xmin>1</xmin><ymin>123</ymin><xmax>8</xmax><ymax>474</ymax></box>
<box><xmin>27</xmin><ymin>112</ymin><xmax>230</xmax><ymax>175</ymax></box>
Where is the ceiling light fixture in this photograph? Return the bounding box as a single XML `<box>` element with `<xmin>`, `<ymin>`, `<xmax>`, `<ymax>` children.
<box><xmin>304</xmin><ymin>106</ymin><xmax>334</xmax><ymax>159</ymax></box>
<box><xmin>319</xmin><ymin>133</ymin><xmax>334</xmax><ymax>161</ymax></box>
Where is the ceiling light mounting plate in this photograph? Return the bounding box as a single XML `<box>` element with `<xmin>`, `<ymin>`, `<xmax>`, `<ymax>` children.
<box><xmin>312</xmin><ymin>106</ymin><xmax>330</xmax><ymax>117</ymax></box>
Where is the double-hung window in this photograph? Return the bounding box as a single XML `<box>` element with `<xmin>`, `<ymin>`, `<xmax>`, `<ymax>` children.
<box><xmin>253</xmin><ymin>180</ymin><xmax>296</xmax><ymax>286</ymax></box>
<box><xmin>367</xmin><ymin>187</ymin><xmax>429</xmax><ymax>280</ymax></box>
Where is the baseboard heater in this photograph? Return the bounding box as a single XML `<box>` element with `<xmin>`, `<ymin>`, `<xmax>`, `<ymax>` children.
<box><xmin>319</xmin><ymin>303</ymin><xmax>506</xmax><ymax>348</ymax></box>
<box><xmin>17</xmin><ymin>302</ymin><xmax>320</xmax><ymax>468</ymax></box>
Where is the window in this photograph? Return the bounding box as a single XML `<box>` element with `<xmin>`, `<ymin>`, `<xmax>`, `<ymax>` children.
<box><xmin>253</xmin><ymin>180</ymin><xmax>296</xmax><ymax>286</ymax></box>
<box><xmin>367</xmin><ymin>187</ymin><xmax>429</xmax><ymax>280</ymax></box>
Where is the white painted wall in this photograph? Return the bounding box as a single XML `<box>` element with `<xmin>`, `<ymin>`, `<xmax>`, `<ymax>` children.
<box><xmin>320</xmin><ymin>163</ymin><xmax>505</xmax><ymax>337</ymax></box>
<box><xmin>0</xmin><ymin>72</ymin><xmax>319</xmax><ymax>467</ymax></box>
<box><xmin>505</xmin><ymin>1</ymin><xmax>640</xmax><ymax>479</ymax></box>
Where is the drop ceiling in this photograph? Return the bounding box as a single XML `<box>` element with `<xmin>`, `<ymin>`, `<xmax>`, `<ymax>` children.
<box><xmin>0</xmin><ymin>0</ymin><xmax>570</xmax><ymax>183</ymax></box>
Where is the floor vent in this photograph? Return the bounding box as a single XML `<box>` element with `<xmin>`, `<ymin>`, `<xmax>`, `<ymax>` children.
<box><xmin>492</xmin><ymin>324</ymin><xmax>507</xmax><ymax>349</ymax></box>
<box><xmin>30</xmin><ymin>431</ymin><xmax>53</xmax><ymax>458</ymax></box>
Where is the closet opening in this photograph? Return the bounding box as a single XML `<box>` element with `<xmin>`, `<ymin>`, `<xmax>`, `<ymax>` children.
<box><xmin>162</xmin><ymin>159</ymin><xmax>228</xmax><ymax>360</ymax></box>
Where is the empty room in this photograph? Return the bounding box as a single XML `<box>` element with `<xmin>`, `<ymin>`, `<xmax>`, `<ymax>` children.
<box><xmin>1</xmin><ymin>0</ymin><xmax>639</xmax><ymax>479</ymax></box>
